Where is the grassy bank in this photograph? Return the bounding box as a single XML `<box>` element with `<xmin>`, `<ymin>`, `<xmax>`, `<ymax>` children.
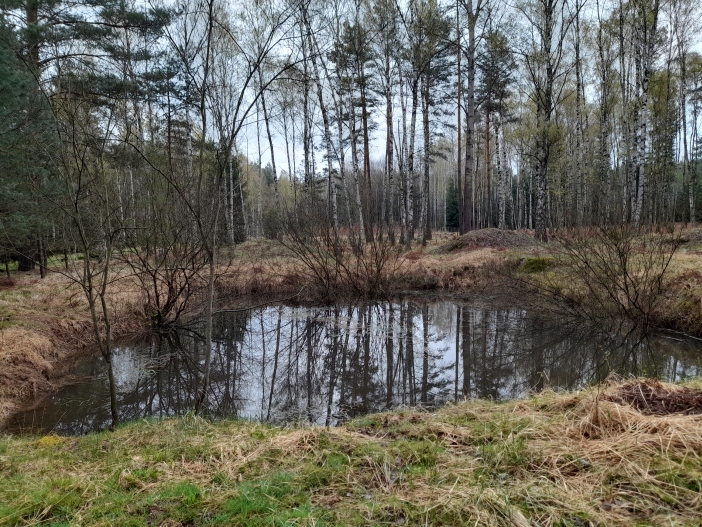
<box><xmin>2</xmin><ymin>379</ymin><xmax>702</xmax><ymax>526</ymax></box>
<box><xmin>0</xmin><ymin>273</ymin><xmax>144</xmax><ymax>422</ymax></box>
<box><xmin>2</xmin><ymin>226</ymin><xmax>702</xmax><ymax>429</ymax></box>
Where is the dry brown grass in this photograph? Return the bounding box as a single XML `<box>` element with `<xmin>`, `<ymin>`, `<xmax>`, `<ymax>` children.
<box><xmin>214</xmin><ymin>232</ymin><xmax>527</xmax><ymax>299</ymax></box>
<box><xmin>0</xmin><ymin>272</ymin><xmax>144</xmax><ymax>422</ymax></box>
<box><xmin>654</xmin><ymin>234</ymin><xmax>702</xmax><ymax>335</ymax></box>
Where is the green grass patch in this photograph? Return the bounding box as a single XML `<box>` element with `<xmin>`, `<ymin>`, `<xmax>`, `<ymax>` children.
<box><xmin>520</xmin><ymin>256</ymin><xmax>554</xmax><ymax>273</ymax></box>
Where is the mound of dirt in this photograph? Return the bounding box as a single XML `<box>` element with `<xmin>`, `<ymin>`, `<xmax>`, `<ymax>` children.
<box><xmin>438</xmin><ymin>228</ymin><xmax>539</xmax><ymax>253</ymax></box>
<box><xmin>604</xmin><ymin>379</ymin><xmax>702</xmax><ymax>416</ymax></box>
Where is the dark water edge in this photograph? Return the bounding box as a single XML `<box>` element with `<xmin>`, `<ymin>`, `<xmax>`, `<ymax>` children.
<box><xmin>5</xmin><ymin>299</ymin><xmax>702</xmax><ymax>435</ymax></box>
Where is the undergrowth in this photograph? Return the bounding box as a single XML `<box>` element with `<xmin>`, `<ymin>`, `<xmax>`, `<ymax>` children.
<box><xmin>2</xmin><ymin>378</ymin><xmax>702</xmax><ymax>526</ymax></box>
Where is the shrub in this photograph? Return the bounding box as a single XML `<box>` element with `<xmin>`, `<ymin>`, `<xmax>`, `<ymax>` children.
<box><xmin>521</xmin><ymin>225</ymin><xmax>681</xmax><ymax>333</ymax></box>
<box><xmin>546</xmin><ymin>225</ymin><xmax>683</xmax><ymax>334</ymax></box>
<box><xmin>280</xmin><ymin>197</ymin><xmax>404</xmax><ymax>301</ymax></box>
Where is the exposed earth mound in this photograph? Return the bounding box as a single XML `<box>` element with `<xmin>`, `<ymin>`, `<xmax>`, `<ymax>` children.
<box><xmin>604</xmin><ymin>379</ymin><xmax>702</xmax><ymax>416</ymax></box>
<box><xmin>437</xmin><ymin>228</ymin><xmax>540</xmax><ymax>252</ymax></box>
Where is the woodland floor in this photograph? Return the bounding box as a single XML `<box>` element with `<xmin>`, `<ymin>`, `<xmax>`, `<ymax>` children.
<box><xmin>1</xmin><ymin>227</ymin><xmax>702</xmax><ymax>424</ymax></box>
<box><xmin>2</xmin><ymin>378</ymin><xmax>702</xmax><ymax>526</ymax></box>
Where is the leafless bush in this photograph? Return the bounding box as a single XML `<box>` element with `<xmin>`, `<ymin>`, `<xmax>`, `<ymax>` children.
<box><xmin>119</xmin><ymin>205</ymin><xmax>209</xmax><ymax>328</ymax></box>
<box><xmin>537</xmin><ymin>225</ymin><xmax>683</xmax><ymax>335</ymax></box>
<box><xmin>280</xmin><ymin>197</ymin><xmax>404</xmax><ymax>300</ymax></box>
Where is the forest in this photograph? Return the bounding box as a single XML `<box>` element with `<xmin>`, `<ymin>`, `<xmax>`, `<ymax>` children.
<box><xmin>4</xmin><ymin>1</ymin><xmax>702</xmax><ymax>524</ymax></box>
<box><xmin>2</xmin><ymin>0</ymin><xmax>702</xmax><ymax>420</ymax></box>
<box><xmin>1</xmin><ymin>0</ymin><xmax>701</xmax><ymax>267</ymax></box>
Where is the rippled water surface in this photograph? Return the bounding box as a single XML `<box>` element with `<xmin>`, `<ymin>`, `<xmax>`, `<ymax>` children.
<box><xmin>6</xmin><ymin>300</ymin><xmax>702</xmax><ymax>435</ymax></box>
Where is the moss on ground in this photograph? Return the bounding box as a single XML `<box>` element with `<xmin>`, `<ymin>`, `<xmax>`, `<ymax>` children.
<box><xmin>519</xmin><ymin>256</ymin><xmax>554</xmax><ymax>273</ymax></box>
<box><xmin>2</xmin><ymin>379</ymin><xmax>702</xmax><ymax>526</ymax></box>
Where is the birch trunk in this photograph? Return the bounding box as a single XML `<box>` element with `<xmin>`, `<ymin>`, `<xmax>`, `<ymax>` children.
<box><xmin>496</xmin><ymin>116</ymin><xmax>506</xmax><ymax>230</ymax></box>
<box><xmin>633</xmin><ymin>0</ymin><xmax>660</xmax><ymax>226</ymax></box>
<box><xmin>350</xmin><ymin>93</ymin><xmax>366</xmax><ymax>246</ymax></box>
<box><xmin>385</xmin><ymin>48</ymin><xmax>396</xmax><ymax>243</ymax></box>
<box><xmin>305</xmin><ymin>22</ymin><xmax>338</xmax><ymax>230</ymax></box>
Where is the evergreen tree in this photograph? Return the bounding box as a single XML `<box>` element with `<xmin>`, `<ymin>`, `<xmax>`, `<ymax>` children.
<box><xmin>0</xmin><ymin>18</ymin><xmax>54</xmax><ymax>272</ymax></box>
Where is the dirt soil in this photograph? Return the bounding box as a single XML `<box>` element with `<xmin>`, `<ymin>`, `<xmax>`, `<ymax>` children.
<box><xmin>604</xmin><ymin>379</ymin><xmax>702</xmax><ymax>415</ymax></box>
<box><xmin>436</xmin><ymin>228</ymin><xmax>541</xmax><ymax>252</ymax></box>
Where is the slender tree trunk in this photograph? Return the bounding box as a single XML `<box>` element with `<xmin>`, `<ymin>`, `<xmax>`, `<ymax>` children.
<box><xmin>574</xmin><ymin>9</ymin><xmax>585</xmax><ymax>226</ymax></box>
<box><xmin>306</xmin><ymin>316</ymin><xmax>313</xmax><ymax>422</ymax></box>
<box><xmin>407</xmin><ymin>76</ymin><xmax>419</xmax><ymax>246</ymax></box>
<box><xmin>38</xmin><ymin>237</ymin><xmax>45</xmax><ymax>279</ymax></box>
<box><xmin>421</xmin><ymin>305</ymin><xmax>429</xmax><ymax>404</ymax></box>
<box><xmin>496</xmin><ymin>116</ymin><xmax>506</xmax><ymax>230</ymax></box>
<box><xmin>457</xmin><ymin>0</ymin><xmax>463</xmax><ymax>234</ymax></box>
<box><xmin>634</xmin><ymin>0</ymin><xmax>660</xmax><ymax>227</ymax></box>
<box><xmin>534</xmin><ymin>125</ymin><xmax>549</xmax><ymax>242</ymax></box>
<box><xmin>399</xmin><ymin>73</ymin><xmax>408</xmax><ymax>245</ymax></box>
<box><xmin>228</xmin><ymin>155</ymin><xmax>235</xmax><ymax>242</ymax></box>
<box><xmin>302</xmin><ymin>23</ymin><xmax>312</xmax><ymax>189</ymax></box>
<box><xmin>350</xmin><ymin>94</ymin><xmax>366</xmax><ymax>246</ymax></box>
<box><xmin>680</xmin><ymin>51</ymin><xmax>694</xmax><ymax>225</ymax></box>
<box><xmin>361</xmin><ymin>73</ymin><xmax>373</xmax><ymax>243</ymax></box>
<box><xmin>305</xmin><ymin>21</ymin><xmax>338</xmax><ymax>229</ymax></box>
<box><xmin>485</xmin><ymin>112</ymin><xmax>491</xmax><ymax>227</ymax></box>
<box><xmin>405</xmin><ymin>304</ymin><xmax>415</xmax><ymax>405</ymax></box>
<box><xmin>386</xmin><ymin>305</ymin><xmax>394</xmax><ymax>408</ymax></box>
<box><xmin>533</xmin><ymin>1</ymin><xmax>557</xmax><ymax>243</ymax></box>
<box><xmin>260</xmin><ymin>314</ymin><xmax>267</xmax><ymax>420</ymax></box>
<box><xmin>385</xmin><ymin>52</ymin><xmax>396</xmax><ymax>244</ymax></box>
<box><xmin>259</xmin><ymin>71</ymin><xmax>278</xmax><ymax>202</ymax></box>
<box><xmin>422</xmin><ymin>73</ymin><xmax>432</xmax><ymax>245</ymax></box>
<box><xmin>596</xmin><ymin>6</ymin><xmax>611</xmax><ymax>225</ymax></box>
<box><xmin>198</xmin><ymin>246</ymin><xmax>216</xmax><ymax>411</ymax></box>
<box><xmin>325</xmin><ymin>308</ymin><xmax>340</xmax><ymax>426</ymax></box>
<box><xmin>633</xmin><ymin>0</ymin><xmax>659</xmax><ymax>226</ymax></box>
<box><xmin>256</xmin><ymin>101</ymin><xmax>263</xmax><ymax>236</ymax></box>
<box><xmin>461</xmin><ymin>10</ymin><xmax>477</xmax><ymax>234</ymax></box>
<box><xmin>691</xmin><ymin>97</ymin><xmax>699</xmax><ymax>226</ymax></box>
<box><xmin>266</xmin><ymin>308</ymin><xmax>282</xmax><ymax>421</ymax></box>
<box><xmin>362</xmin><ymin>306</ymin><xmax>371</xmax><ymax>407</ymax></box>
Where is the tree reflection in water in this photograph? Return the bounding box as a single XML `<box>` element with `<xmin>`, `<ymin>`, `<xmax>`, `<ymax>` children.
<box><xmin>7</xmin><ymin>301</ymin><xmax>702</xmax><ymax>435</ymax></box>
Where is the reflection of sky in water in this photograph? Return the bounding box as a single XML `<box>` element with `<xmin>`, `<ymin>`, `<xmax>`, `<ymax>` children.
<box><xmin>6</xmin><ymin>301</ymin><xmax>702</xmax><ymax>435</ymax></box>
<box><xmin>112</xmin><ymin>347</ymin><xmax>158</xmax><ymax>389</ymax></box>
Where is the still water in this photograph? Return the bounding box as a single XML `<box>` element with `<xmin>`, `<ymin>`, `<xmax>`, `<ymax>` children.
<box><xmin>6</xmin><ymin>300</ymin><xmax>702</xmax><ymax>435</ymax></box>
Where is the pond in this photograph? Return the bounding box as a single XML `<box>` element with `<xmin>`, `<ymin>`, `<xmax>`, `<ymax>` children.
<box><xmin>5</xmin><ymin>299</ymin><xmax>702</xmax><ymax>435</ymax></box>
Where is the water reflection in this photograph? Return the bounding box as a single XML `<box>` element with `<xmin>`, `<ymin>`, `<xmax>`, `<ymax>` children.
<box><xmin>6</xmin><ymin>301</ymin><xmax>702</xmax><ymax>435</ymax></box>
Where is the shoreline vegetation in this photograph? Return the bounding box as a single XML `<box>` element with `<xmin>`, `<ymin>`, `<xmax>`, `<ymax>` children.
<box><xmin>1</xmin><ymin>378</ymin><xmax>702</xmax><ymax>526</ymax></box>
<box><xmin>2</xmin><ymin>227</ymin><xmax>702</xmax><ymax>423</ymax></box>
<box><xmin>2</xmin><ymin>228</ymin><xmax>702</xmax><ymax>525</ymax></box>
